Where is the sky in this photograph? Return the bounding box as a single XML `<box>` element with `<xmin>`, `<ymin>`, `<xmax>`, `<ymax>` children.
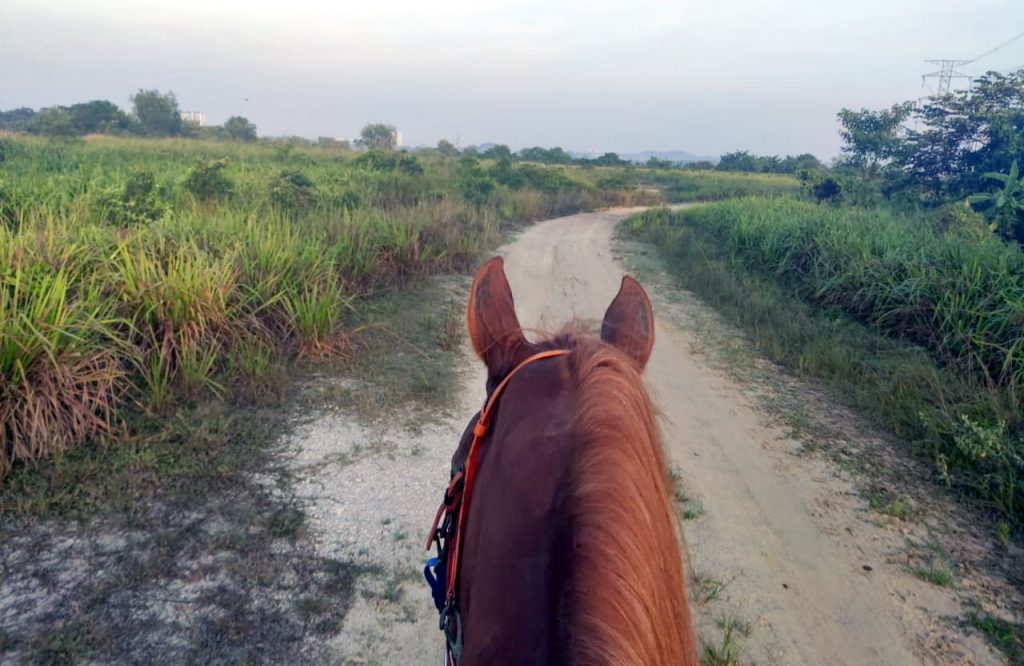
<box><xmin>2</xmin><ymin>1</ymin><xmax>1023</xmax><ymax>159</ymax></box>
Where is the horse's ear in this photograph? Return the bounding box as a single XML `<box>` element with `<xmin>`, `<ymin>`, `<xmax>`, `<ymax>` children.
<box><xmin>467</xmin><ymin>257</ymin><xmax>527</xmax><ymax>377</ymax></box>
<box><xmin>601</xmin><ymin>276</ymin><xmax>655</xmax><ymax>369</ymax></box>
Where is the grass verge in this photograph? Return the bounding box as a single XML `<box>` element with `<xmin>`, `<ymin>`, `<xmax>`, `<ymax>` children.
<box><xmin>621</xmin><ymin>202</ymin><xmax>1024</xmax><ymax>524</ymax></box>
<box><xmin>0</xmin><ymin>277</ymin><xmax>466</xmax><ymax>664</ymax></box>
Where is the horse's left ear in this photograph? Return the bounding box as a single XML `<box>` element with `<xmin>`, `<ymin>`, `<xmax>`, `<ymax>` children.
<box><xmin>601</xmin><ymin>276</ymin><xmax>655</xmax><ymax>369</ymax></box>
<box><xmin>467</xmin><ymin>257</ymin><xmax>528</xmax><ymax>378</ymax></box>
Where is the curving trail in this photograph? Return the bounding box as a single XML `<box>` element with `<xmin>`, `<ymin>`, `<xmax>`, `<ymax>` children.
<box><xmin>484</xmin><ymin>208</ymin><xmax>997</xmax><ymax>665</ymax></box>
<box><xmin>299</xmin><ymin>208</ymin><xmax>1004</xmax><ymax>665</ymax></box>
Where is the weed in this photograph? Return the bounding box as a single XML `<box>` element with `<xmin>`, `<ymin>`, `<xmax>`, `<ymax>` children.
<box><xmin>910</xmin><ymin>542</ymin><xmax>956</xmax><ymax>588</ymax></box>
<box><xmin>702</xmin><ymin>615</ymin><xmax>746</xmax><ymax>666</ymax></box>
<box><xmin>967</xmin><ymin>610</ymin><xmax>1024</xmax><ymax>664</ymax></box>
<box><xmin>692</xmin><ymin>573</ymin><xmax>728</xmax><ymax>605</ymax></box>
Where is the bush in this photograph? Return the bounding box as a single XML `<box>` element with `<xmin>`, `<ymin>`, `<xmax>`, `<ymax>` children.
<box><xmin>269</xmin><ymin>170</ymin><xmax>317</xmax><ymax>211</ymax></box>
<box><xmin>95</xmin><ymin>170</ymin><xmax>166</xmax><ymax>227</ymax></box>
<box><xmin>811</xmin><ymin>176</ymin><xmax>842</xmax><ymax>202</ymax></box>
<box><xmin>182</xmin><ymin>158</ymin><xmax>233</xmax><ymax>201</ymax></box>
<box><xmin>457</xmin><ymin>168</ymin><xmax>497</xmax><ymax>206</ymax></box>
<box><xmin>931</xmin><ymin>202</ymin><xmax>991</xmax><ymax>239</ymax></box>
<box><xmin>798</xmin><ymin>169</ymin><xmax>842</xmax><ymax>203</ymax></box>
<box><xmin>354</xmin><ymin>150</ymin><xmax>423</xmax><ymax>175</ymax></box>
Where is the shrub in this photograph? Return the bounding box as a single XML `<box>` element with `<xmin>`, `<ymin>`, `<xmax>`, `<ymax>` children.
<box><xmin>811</xmin><ymin>176</ymin><xmax>842</xmax><ymax>202</ymax></box>
<box><xmin>95</xmin><ymin>170</ymin><xmax>166</xmax><ymax>227</ymax></box>
<box><xmin>354</xmin><ymin>150</ymin><xmax>423</xmax><ymax>175</ymax></box>
<box><xmin>457</xmin><ymin>170</ymin><xmax>497</xmax><ymax>206</ymax></box>
<box><xmin>931</xmin><ymin>202</ymin><xmax>991</xmax><ymax>239</ymax></box>
<box><xmin>269</xmin><ymin>170</ymin><xmax>316</xmax><ymax>211</ymax></box>
<box><xmin>182</xmin><ymin>158</ymin><xmax>233</xmax><ymax>201</ymax></box>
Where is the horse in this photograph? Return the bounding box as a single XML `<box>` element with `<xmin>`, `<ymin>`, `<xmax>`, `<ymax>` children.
<box><xmin>425</xmin><ymin>257</ymin><xmax>698</xmax><ymax>665</ymax></box>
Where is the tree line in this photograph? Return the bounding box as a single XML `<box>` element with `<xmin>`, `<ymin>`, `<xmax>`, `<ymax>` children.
<box><xmin>836</xmin><ymin>69</ymin><xmax>1024</xmax><ymax>242</ymax></box>
<box><xmin>0</xmin><ymin>90</ymin><xmax>257</xmax><ymax>141</ymax></box>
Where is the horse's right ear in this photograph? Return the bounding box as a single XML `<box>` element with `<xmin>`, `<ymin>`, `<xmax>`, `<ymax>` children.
<box><xmin>467</xmin><ymin>257</ymin><xmax>527</xmax><ymax>378</ymax></box>
<box><xmin>601</xmin><ymin>275</ymin><xmax>655</xmax><ymax>369</ymax></box>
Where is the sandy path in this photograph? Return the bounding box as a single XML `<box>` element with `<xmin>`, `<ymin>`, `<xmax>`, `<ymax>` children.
<box><xmin>492</xmin><ymin>208</ymin><xmax>1000</xmax><ymax>665</ymax></box>
<box><xmin>496</xmin><ymin>209</ymin><xmax>914</xmax><ymax>664</ymax></box>
<box><xmin>293</xmin><ymin>208</ymin><xmax>1005</xmax><ymax>664</ymax></box>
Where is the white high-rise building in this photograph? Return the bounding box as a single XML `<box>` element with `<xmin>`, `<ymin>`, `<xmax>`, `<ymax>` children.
<box><xmin>180</xmin><ymin>111</ymin><xmax>206</xmax><ymax>127</ymax></box>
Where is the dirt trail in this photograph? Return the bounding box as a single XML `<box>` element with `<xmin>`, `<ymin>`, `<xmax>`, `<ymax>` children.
<box><xmin>295</xmin><ymin>208</ymin><xmax>1010</xmax><ymax>664</ymax></box>
<box><xmin>491</xmin><ymin>208</ymin><xmax>1004</xmax><ymax>664</ymax></box>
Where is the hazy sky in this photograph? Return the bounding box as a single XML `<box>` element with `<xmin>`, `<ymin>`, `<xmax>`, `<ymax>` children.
<box><xmin>2</xmin><ymin>1</ymin><xmax>1023</xmax><ymax>158</ymax></box>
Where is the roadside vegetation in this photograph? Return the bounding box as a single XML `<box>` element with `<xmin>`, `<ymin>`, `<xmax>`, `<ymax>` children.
<box><xmin>0</xmin><ymin>133</ymin><xmax>673</xmax><ymax>482</ymax></box>
<box><xmin>624</xmin><ymin>70</ymin><xmax>1024</xmax><ymax>530</ymax></box>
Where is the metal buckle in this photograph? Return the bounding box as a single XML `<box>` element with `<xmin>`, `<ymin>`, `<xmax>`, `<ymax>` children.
<box><xmin>439</xmin><ymin>599</ymin><xmax>463</xmax><ymax>662</ymax></box>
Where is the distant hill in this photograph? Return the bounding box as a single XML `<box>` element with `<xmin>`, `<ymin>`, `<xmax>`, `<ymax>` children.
<box><xmin>571</xmin><ymin>149</ymin><xmax>716</xmax><ymax>165</ymax></box>
<box><xmin>622</xmin><ymin>149</ymin><xmax>716</xmax><ymax>164</ymax></box>
<box><xmin>454</xmin><ymin>143</ymin><xmax>717</xmax><ymax>165</ymax></box>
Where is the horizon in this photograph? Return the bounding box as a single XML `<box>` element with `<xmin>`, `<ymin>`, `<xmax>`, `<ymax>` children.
<box><xmin>3</xmin><ymin>1</ymin><xmax>1023</xmax><ymax>159</ymax></box>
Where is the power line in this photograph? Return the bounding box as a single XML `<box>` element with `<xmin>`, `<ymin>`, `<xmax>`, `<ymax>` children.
<box><xmin>967</xmin><ymin>29</ymin><xmax>1024</xmax><ymax>64</ymax></box>
<box><xmin>922</xmin><ymin>29</ymin><xmax>1024</xmax><ymax>95</ymax></box>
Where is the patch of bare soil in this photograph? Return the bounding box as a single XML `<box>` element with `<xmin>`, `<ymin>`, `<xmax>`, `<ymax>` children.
<box><xmin>0</xmin><ymin>279</ymin><xmax>469</xmax><ymax>666</ymax></box>
<box><xmin>0</xmin><ymin>458</ymin><xmax>369</xmax><ymax>665</ymax></box>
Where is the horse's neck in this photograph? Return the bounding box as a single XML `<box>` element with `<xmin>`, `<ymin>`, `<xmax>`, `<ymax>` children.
<box><xmin>562</xmin><ymin>348</ymin><xmax>700</xmax><ymax>665</ymax></box>
<box><xmin>457</xmin><ymin>349</ymin><xmax>698</xmax><ymax>665</ymax></box>
<box><xmin>457</xmin><ymin>367</ymin><xmax>577</xmax><ymax>664</ymax></box>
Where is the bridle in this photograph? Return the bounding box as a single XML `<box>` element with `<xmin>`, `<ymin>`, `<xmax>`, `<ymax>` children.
<box><xmin>424</xmin><ymin>349</ymin><xmax>571</xmax><ymax>664</ymax></box>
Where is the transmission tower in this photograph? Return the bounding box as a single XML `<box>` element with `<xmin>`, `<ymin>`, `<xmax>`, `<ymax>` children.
<box><xmin>922</xmin><ymin>30</ymin><xmax>1024</xmax><ymax>95</ymax></box>
<box><xmin>922</xmin><ymin>59</ymin><xmax>972</xmax><ymax>95</ymax></box>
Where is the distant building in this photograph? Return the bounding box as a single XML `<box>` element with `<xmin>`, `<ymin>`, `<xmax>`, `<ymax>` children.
<box><xmin>180</xmin><ymin>111</ymin><xmax>206</xmax><ymax>127</ymax></box>
<box><xmin>394</xmin><ymin>130</ymin><xmax>404</xmax><ymax>147</ymax></box>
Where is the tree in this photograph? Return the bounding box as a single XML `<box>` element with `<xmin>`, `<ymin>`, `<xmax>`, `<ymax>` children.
<box><xmin>968</xmin><ymin>160</ymin><xmax>1024</xmax><ymax>243</ymax></box>
<box><xmin>27</xmin><ymin>107</ymin><xmax>77</xmax><ymax>138</ymax></box>
<box><xmin>902</xmin><ymin>71</ymin><xmax>1024</xmax><ymax>199</ymax></box>
<box><xmin>317</xmin><ymin>137</ymin><xmax>350</xmax><ymax>149</ymax></box>
<box><xmin>591</xmin><ymin>152</ymin><xmax>627</xmax><ymax>166</ymax></box>
<box><xmin>481</xmin><ymin>144</ymin><xmax>512</xmax><ymax>161</ymax></box>
<box><xmin>436</xmin><ymin>139</ymin><xmax>459</xmax><ymax>156</ymax></box>
<box><xmin>516</xmin><ymin>146</ymin><xmax>573</xmax><ymax>165</ymax></box>
<box><xmin>716</xmin><ymin>150</ymin><xmax>758</xmax><ymax>172</ymax></box>
<box><xmin>646</xmin><ymin>156</ymin><xmax>675</xmax><ymax>169</ymax></box>
<box><xmin>837</xmin><ymin>102</ymin><xmax>914</xmax><ymax>172</ymax></box>
<box><xmin>358</xmin><ymin>123</ymin><xmax>397</xmax><ymax>150</ymax></box>
<box><xmin>780</xmin><ymin>153</ymin><xmax>822</xmax><ymax>173</ymax></box>
<box><xmin>131</xmin><ymin>89</ymin><xmax>183</xmax><ymax>137</ymax></box>
<box><xmin>0</xmin><ymin>107</ymin><xmax>36</xmax><ymax>132</ymax></box>
<box><xmin>223</xmin><ymin>115</ymin><xmax>257</xmax><ymax>141</ymax></box>
<box><xmin>68</xmin><ymin>100</ymin><xmax>130</xmax><ymax>134</ymax></box>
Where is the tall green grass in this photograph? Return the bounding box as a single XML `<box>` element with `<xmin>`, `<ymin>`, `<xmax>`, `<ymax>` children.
<box><xmin>625</xmin><ymin>199</ymin><xmax>1024</xmax><ymax>521</ymax></box>
<box><xmin>1</xmin><ymin>135</ymin><xmax>679</xmax><ymax>476</ymax></box>
<box><xmin>640</xmin><ymin>169</ymin><xmax>800</xmax><ymax>202</ymax></box>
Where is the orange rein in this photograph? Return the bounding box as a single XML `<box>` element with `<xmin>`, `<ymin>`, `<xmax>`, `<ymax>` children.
<box><xmin>427</xmin><ymin>349</ymin><xmax>571</xmax><ymax>608</ymax></box>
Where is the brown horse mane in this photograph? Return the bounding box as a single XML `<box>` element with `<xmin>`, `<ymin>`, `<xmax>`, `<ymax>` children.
<box><xmin>534</xmin><ymin>326</ymin><xmax>698</xmax><ymax>665</ymax></box>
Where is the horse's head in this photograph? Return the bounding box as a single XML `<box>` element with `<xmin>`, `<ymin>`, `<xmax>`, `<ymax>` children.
<box><xmin>433</xmin><ymin>256</ymin><xmax>697</xmax><ymax>665</ymax></box>
<box><xmin>466</xmin><ymin>255</ymin><xmax>655</xmax><ymax>386</ymax></box>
